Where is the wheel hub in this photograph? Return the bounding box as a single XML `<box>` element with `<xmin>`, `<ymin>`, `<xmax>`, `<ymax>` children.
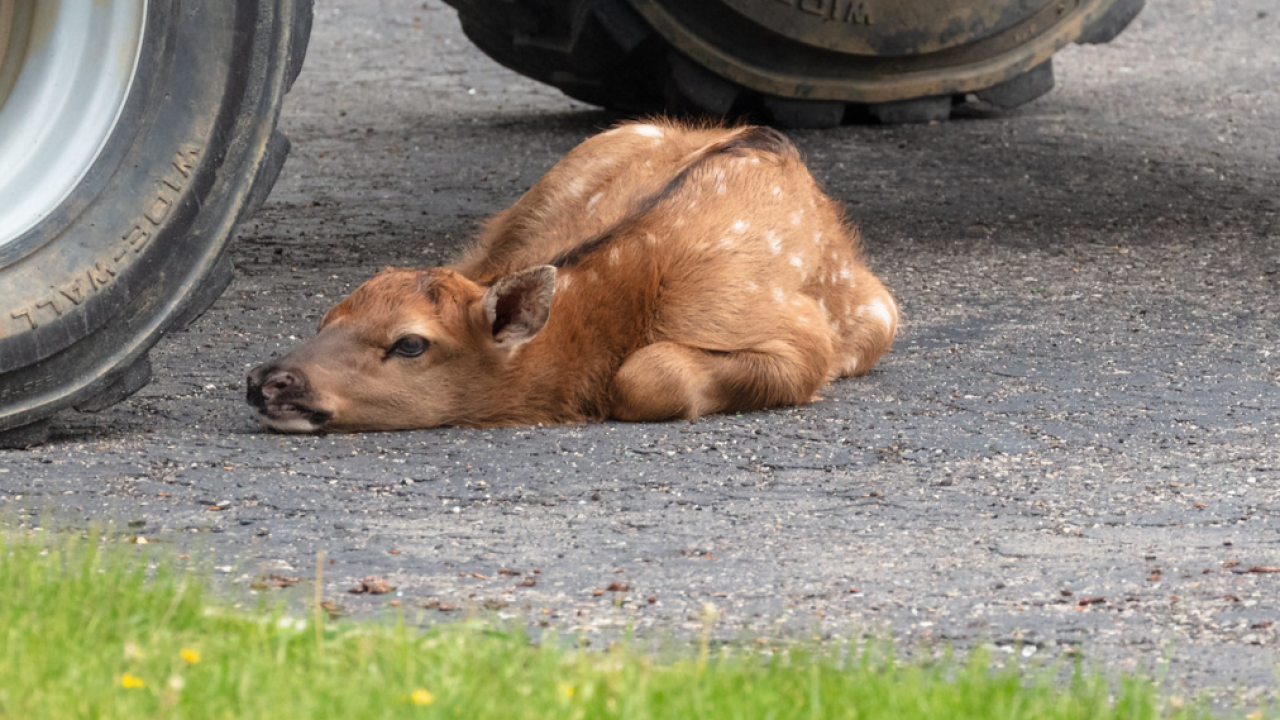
<box><xmin>0</xmin><ymin>0</ymin><xmax>147</xmax><ymax>249</ymax></box>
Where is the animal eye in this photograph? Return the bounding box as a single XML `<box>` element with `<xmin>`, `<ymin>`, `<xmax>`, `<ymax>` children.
<box><xmin>389</xmin><ymin>335</ymin><xmax>428</xmax><ymax>358</ymax></box>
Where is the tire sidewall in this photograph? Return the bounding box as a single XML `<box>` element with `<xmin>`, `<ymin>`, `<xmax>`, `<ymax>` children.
<box><xmin>0</xmin><ymin>0</ymin><xmax>296</xmax><ymax>429</ymax></box>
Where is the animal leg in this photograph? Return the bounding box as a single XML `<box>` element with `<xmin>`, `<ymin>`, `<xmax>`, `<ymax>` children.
<box><xmin>611</xmin><ymin>337</ymin><xmax>831</xmax><ymax>422</ymax></box>
<box><xmin>835</xmin><ymin>270</ymin><xmax>899</xmax><ymax>378</ymax></box>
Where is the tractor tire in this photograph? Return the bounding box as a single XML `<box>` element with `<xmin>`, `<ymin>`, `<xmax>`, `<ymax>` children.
<box><xmin>445</xmin><ymin>0</ymin><xmax>1143</xmax><ymax>128</ymax></box>
<box><xmin>0</xmin><ymin>0</ymin><xmax>313</xmax><ymax>447</ymax></box>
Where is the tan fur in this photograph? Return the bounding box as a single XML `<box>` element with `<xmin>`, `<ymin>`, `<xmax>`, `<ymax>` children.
<box><xmin>247</xmin><ymin>119</ymin><xmax>898</xmax><ymax>432</ymax></box>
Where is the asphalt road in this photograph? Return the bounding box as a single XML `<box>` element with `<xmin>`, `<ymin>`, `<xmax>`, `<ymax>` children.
<box><xmin>3</xmin><ymin>0</ymin><xmax>1278</xmax><ymax>704</ymax></box>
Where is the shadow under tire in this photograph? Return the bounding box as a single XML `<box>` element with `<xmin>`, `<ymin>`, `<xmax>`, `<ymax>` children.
<box><xmin>0</xmin><ymin>0</ymin><xmax>314</xmax><ymax>439</ymax></box>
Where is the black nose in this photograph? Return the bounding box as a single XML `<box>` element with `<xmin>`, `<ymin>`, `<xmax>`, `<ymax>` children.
<box><xmin>246</xmin><ymin>364</ymin><xmax>301</xmax><ymax>408</ymax></box>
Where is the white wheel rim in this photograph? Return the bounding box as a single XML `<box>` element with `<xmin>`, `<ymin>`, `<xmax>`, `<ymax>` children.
<box><xmin>0</xmin><ymin>0</ymin><xmax>147</xmax><ymax>249</ymax></box>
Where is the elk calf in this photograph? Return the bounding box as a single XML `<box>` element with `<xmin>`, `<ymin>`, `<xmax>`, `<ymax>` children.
<box><xmin>247</xmin><ymin>120</ymin><xmax>898</xmax><ymax>432</ymax></box>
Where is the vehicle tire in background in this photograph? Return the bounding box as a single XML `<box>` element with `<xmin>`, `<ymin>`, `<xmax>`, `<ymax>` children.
<box><xmin>445</xmin><ymin>0</ymin><xmax>1143</xmax><ymax>128</ymax></box>
<box><xmin>0</xmin><ymin>0</ymin><xmax>313</xmax><ymax>447</ymax></box>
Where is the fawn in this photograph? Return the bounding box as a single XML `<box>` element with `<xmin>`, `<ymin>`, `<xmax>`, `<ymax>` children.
<box><xmin>247</xmin><ymin>120</ymin><xmax>897</xmax><ymax>432</ymax></box>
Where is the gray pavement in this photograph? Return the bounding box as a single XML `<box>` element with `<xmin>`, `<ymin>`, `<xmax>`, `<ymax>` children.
<box><xmin>3</xmin><ymin>0</ymin><xmax>1278</xmax><ymax>705</ymax></box>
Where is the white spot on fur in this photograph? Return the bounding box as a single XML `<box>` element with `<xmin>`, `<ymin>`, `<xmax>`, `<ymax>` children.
<box><xmin>732</xmin><ymin>220</ymin><xmax>748</xmax><ymax>234</ymax></box>
<box><xmin>609</xmin><ymin>247</ymin><xmax>621</xmax><ymax>265</ymax></box>
<box><xmin>789</xmin><ymin>209</ymin><xmax>804</xmax><ymax>226</ymax></box>
<box><xmin>842</xmin><ymin>355</ymin><xmax>860</xmax><ymax>375</ymax></box>
<box><xmin>861</xmin><ymin>299</ymin><xmax>895</xmax><ymax>331</ymax></box>
<box><xmin>813</xmin><ymin>231</ymin><xmax>823</xmax><ymax>245</ymax></box>
<box><xmin>687</xmin><ymin>199</ymin><xmax>698</xmax><ymax>210</ymax></box>
<box><xmin>587</xmin><ymin>270</ymin><xmax>599</xmax><ymax>283</ymax></box>
<box><xmin>839</xmin><ymin>265</ymin><xmax>852</xmax><ymax>281</ymax></box>
<box><xmin>632</xmin><ymin>124</ymin><xmax>664</xmax><ymax>138</ymax></box>
<box><xmin>749</xmin><ymin>157</ymin><xmax>760</xmax><ymax>164</ymax></box>
<box><xmin>718</xmin><ymin>236</ymin><xmax>735</xmax><ymax>249</ymax></box>
<box><xmin>771</xmin><ymin>186</ymin><xmax>782</xmax><ymax>198</ymax></box>
<box><xmin>645</xmin><ymin>232</ymin><xmax>657</xmax><ymax>245</ymax></box>
<box><xmin>745</xmin><ymin>281</ymin><xmax>759</xmax><ymax>292</ymax></box>
<box><xmin>818</xmin><ymin>298</ymin><xmax>828</xmax><ymax>317</ymax></box>
<box><xmin>565</xmin><ymin>178</ymin><xmax>587</xmax><ymax>197</ymax></box>
<box><xmin>771</xmin><ymin>287</ymin><xmax>786</xmax><ymax>304</ymax></box>
<box><xmin>764</xmin><ymin>230</ymin><xmax>782</xmax><ymax>254</ymax></box>
<box><xmin>789</xmin><ymin>254</ymin><xmax>803</xmax><ymax>269</ymax></box>
<box><xmin>558</xmin><ymin>274</ymin><xmax>574</xmax><ymax>290</ymax></box>
<box><xmin>586</xmin><ymin>192</ymin><xmax>604</xmax><ymax>214</ymax></box>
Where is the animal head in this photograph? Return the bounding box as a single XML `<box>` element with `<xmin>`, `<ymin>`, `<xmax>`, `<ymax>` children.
<box><xmin>246</xmin><ymin>265</ymin><xmax>557</xmax><ymax>432</ymax></box>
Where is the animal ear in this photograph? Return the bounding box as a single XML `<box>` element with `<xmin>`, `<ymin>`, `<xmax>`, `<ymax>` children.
<box><xmin>319</xmin><ymin>303</ymin><xmax>348</xmax><ymax>330</ymax></box>
<box><xmin>480</xmin><ymin>265</ymin><xmax>556</xmax><ymax>347</ymax></box>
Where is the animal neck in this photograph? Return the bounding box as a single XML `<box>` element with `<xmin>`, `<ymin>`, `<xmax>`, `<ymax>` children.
<box><xmin>461</xmin><ymin>267</ymin><xmax>649</xmax><ymax>426</ymax></box>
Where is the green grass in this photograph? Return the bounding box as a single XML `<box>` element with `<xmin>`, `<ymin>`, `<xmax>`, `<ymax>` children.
<box><xmin>0</xmin><ymin>531</ymin><xmax>1247</xmax><ymax>719</ymax></box>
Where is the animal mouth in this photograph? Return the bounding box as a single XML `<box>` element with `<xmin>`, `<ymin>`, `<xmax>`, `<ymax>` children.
<box><xmin>257</xmin><ymin>402</ymin><xmax>333</xmax><ymax>434</ymax></box>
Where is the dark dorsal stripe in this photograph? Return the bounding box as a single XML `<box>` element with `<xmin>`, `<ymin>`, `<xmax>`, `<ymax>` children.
<box><xmin>722</xmin><ymin>126</ymin><xmax>800</xmax><ymax>161</ymax></box>
<box><xmin>549</xmin><ymin>126</ymin><xmax>798</xmax><ymax>269</ymax></box>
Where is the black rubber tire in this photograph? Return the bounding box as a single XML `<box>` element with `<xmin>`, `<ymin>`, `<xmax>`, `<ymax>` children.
<box><xmin>0</xmin><ymin>0</ymin><xmax>313</xmax><ymax>440</ymax></box>
<box><xmin>445</xmin><ymin>0</ymin><xmax>1143</xmax><ymax>128</ymax></box>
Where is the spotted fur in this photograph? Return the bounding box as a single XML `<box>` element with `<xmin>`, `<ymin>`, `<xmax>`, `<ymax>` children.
<box><xmin>247</xmin><ymin>119</ymin><xmax>898</xmax><ymax>432</ymax></box>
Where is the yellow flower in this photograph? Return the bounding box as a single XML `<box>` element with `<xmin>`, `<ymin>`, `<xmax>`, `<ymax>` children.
<box><xmin>120</xmin><ymin>674</ymin><xmax>146</xmax><ymax>689</ymax></box>
<box><xmin>558</xmin><ymin>683</ymin><xmax>575</xmax><ymax>699</ymax></box>
<box><xmin>410</xmin><ymin>689</ymin><xmax>435</xmax><ymax>706</ymax></box>
<box><xmin>180</xmin><ymin>648</ymin><xmax>201</xmax><ymax>664</ymax></box>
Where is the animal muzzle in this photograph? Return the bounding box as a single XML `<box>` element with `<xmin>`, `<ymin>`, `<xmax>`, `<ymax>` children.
<box><xmin>246</xmin><ymin>363</ymin><xmax>332</xmax><ymax>432</ymax></box>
